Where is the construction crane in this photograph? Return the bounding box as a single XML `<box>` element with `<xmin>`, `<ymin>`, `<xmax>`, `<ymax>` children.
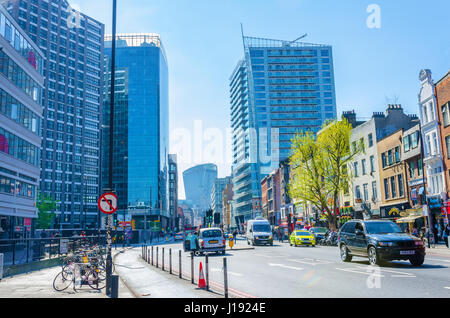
<box><xmin>283</xmin><ymin>33</ymin><xmax>308</xmax><ymax>47</ymax></box>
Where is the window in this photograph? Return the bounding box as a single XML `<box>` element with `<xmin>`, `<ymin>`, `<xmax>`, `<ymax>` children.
<box><xmin>443</xmin><ymin>103</ymin><xmax>450</xmax><ymax>127</ymax></box>
<box><xmin>372</xmin><ymin>181</ymin><xmax>377</xmax><ymax>201</ymax></box>
<box><xmin>423</xmin><ymin>105</ymin><xmax>429</xmax><ymax>123</ymax></box>
<box><xmin>398</xmin><ymin>174</ymin><xmax>404</xmax><ymax>197</ymax></box>
<box><xmin>370</xmin><ymin>156</ymin><xmax>375</xmax><ymax>173</ymax></box>
<box><xmin>395</xmin><ymin>146</ymin><xmax>400</xmax><ymax>163</ymax></box>
<box><xmin>381</xmin><ymin>153</ymin><xmax>387</xmax><ymax>168</ymax></box>
<box><xmin>411</xmin><ymin>131</ymin><xmax>419</xmax><ymax>148</ymax></box>
<box><xmin>362</xmin><ymin>159</ymin><xmax>367</xmax><ymax>175</ymax></box>
<box><xmin>384</xmin><ymin>178</ymin><xmax>390</xmax><ymax>200</ymax></box>
<box><xmin>391</xmin><ymin>176</ymin><xmax>397</xmax><ymax>198</ymax></box>
<box><xmin>363</xmin><ymin>184</ymin><xmax>369</xmax><ymax>201</ymax></box>
<box><xmin>355</xmin><ymin>186</ymin><xmax>361</xmax><ymax>200</ymax></box>
<box><xmin>409</xmin><ymin>161</ymin><xmax>415</xmax><ymax>179</ymax></box>
<box><xmin>418</xmin><ymin>159</ymin><xmax>423</xmax><ymax>176</ymax></box>
<box><xmin>368</xmin><ymin>134</ymin><xmax>373</xmax><ymax>148</ymax></box>
<box><xmin>353</xmin><ymin>162</ymin><xmax>359</xmax><ymax>177</ymax></box>
<box><xmin>404</xmin><ymin>135</ymin><xmax>410</xmax><ymax>152</ymax></box>
<box><xmin>388</xmin><ymin>150</ymin><xmax>393</xmax><ymax>166</ymax></box>
<box><xmin>446</xmin><ymin>136</ymin><xmax>450</xmax><ymax>159</ymax></box>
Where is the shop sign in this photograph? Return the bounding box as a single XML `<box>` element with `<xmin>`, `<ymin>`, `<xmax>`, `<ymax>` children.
<box><xmin>14</xmin><ymin>226</ymin><xmax>23</xmax><ymax>232</ymax></box>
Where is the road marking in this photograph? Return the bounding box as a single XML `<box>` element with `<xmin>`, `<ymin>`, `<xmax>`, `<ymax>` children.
<box><xmin>268</xmin><ymin>263</ymin><xmax>304</xmax><ymax>271</ymax></box>
<box><xmin>445</xmin><ymin>287</ymin><xmax>450</xmax><ymax>290</ymax></box>
<box><xmin>335</xmin><ymin>267</ymin><xmax>384</xmax><ymax>277</ymax></box>
<box><xmin>287</xmin><ymin>258</ymin><xmax>333</xmax><ymax>266</ymax></box>
<box><xmin>354</xmin><ymin>265</ymin><xmax>415</xmax><ymax>277</ymax></box>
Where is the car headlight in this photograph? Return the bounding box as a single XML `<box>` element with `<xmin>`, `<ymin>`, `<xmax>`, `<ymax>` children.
<box><xmin>415</xmin><ymin>241</ymin><xmax>424</xmax><ymax>246</ymax></box>
<box><xmin>378</xmin><ymin>241</ymin><xmax>394</xmax><ymax>247</ymax></box>
<box><xmin>269</xmin><ymin>236</ymin><xmax>272</xmax><ymax>240</ymax></box>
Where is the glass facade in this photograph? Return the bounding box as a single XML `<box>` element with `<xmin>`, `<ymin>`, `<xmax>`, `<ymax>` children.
<box><xmin>183</xmin><ymin>164</ymin><xmax>218</xmax><ymax>214</ymax></box>
<box><xmin>230</xmin><ymin>35</ymin><xmax>337</xmax><ymax>223</ymax></box>
<box><xmin>103</xmin><ymin>34</ymin><xmax>169</xmax><ymax>221</ymax></box>
<box><xmin>0</xmin><ymin>4</ymin><xmax>43</xmax><ymax>239</ymax></box>
<box><xmin>8</xmin><ymin>0</ymin><xmax>105</xmax><ymax>229</ymax></box>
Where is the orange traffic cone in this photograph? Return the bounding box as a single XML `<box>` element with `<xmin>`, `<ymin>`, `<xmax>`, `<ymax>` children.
<box><xmin>198</xmin><ymin>262</ymin><xmax>206</xmax><ymax>289</ymax></box>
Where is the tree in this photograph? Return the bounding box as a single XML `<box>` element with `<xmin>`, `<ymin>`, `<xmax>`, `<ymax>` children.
<box><xmin>289</xmin><ymin>119</ymin><xmax>362</xmax><ymax>230</ymax></box>
<box><xmin>36</xmin><ymin>192</ymin><xmax>57</xmax><ymax>229</ymax></box>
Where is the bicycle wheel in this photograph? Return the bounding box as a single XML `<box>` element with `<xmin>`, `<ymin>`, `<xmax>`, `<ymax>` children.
<box><xmin>53</xmin><ymin>271</ymin><xmax>74</xmax><ymax>292</ymax></box>
<box><xmin>87</xmin><ymin>269</ymin><xmax>105</xmax><ymax>290</ymax></box>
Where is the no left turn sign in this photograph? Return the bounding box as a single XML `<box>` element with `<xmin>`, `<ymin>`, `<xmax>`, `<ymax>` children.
<box><xmin>98</xmin><ymin>193</ymin><xmax>118</xmax><ymax>214</ymax></box>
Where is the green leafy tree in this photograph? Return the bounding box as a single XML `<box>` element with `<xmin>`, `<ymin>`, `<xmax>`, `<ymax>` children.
<box><xmin>289</xmin><ymin>119</ymin><xmax>362</xmax><ymax>230</ymax></box>
<box><xmin>36</xmin><ymin>192</ymin><xmax>57</xmax><ymax>229</ymax></box>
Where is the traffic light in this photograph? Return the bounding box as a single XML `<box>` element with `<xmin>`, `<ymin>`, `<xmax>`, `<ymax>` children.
<box><xmin>206</xmin><ymin>209</ymin><xmax>213</xmax><ymax>225</ymax></box>
<box><xmin>214</xmin><ymin>213</ymin><xmax>220</xmax><ymax>224</ymax></box>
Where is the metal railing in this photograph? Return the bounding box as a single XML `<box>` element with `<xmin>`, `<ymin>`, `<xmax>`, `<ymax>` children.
<box><xmin>0</xmin><ymin>235</ymin><xmax>106</xmax><ymax>267</ymax></box>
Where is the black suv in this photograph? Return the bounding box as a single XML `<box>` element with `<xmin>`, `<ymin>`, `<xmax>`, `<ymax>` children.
<box><xmin>338</xmin><ymin>220</ymin><xmax>425</xmax><ymax>266</ymax></box>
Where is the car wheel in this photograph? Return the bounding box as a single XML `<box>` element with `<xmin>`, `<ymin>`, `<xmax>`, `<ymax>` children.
<box><xmin>270</xmin><ymin>242</ymin><xmax>273</xmax><ymax>246</ymax></box>
<box><xmin>252</xmin><ymin>240</ymin><xmax>255</xmax><ymax>246</ymax></box>
<box><xmin>410</xmin><ymin>256</ymin><xmax>424</xmax><ymax>266</ymax></box>
<box><xmin>247</xmin><ymin>239</ymin><xmax>250</xmax><ymax>245</ymax></box>
<box><xmin>221</xmin><ymin>250</ymin><xmax>226</xmax><ymax>255</ymax></box>
<box><xmin>368</xmin><ymin>246</ymin><xmax>380</xmax><ymax>266</ymax></box>
<box><xmin>340</xmin><ymin>244</ymin><xmax>352</xmax><ymax>262</ymax></box>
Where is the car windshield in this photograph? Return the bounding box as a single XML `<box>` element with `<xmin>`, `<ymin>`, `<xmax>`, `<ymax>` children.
<box><xmin>311</xmin><ymin>227</ymin><xmax>327</xmax><ymax>234</ymax></box>
<box><xmin>201</xmin><ymin>230</ymin><xmax>223</xmax><ymax>238</ymax></box>
<box><xmin>365</xmin><ymin>222</ymin><xmax>402</xmax><ymax>234</ymax></box>
<box><xmin>296</xmin><ymin>231</ymin><xmax>310</xmax><ymax>236</ymax></box>
<box><xmin>253</xmin><ymin>224</ymin><xmax>271</xmax><ymax>232</ymax></box>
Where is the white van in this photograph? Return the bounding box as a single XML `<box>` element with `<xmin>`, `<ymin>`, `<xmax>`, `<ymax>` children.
<box><xmin>246</xmin><ymin>218</ymin><xmax>273</xmax><ymax>246</ymax></box>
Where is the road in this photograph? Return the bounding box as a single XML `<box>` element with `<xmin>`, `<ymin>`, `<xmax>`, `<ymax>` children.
<box><xmin>153</xmin><ymin>238</ymin><xmax>450</xmax><ymax>298</ymax></box>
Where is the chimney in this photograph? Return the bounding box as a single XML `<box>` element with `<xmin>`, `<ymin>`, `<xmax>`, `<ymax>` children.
<box><xmin>386</xmin><ymin>104</ymin><xmax>403</xmax><ymax>116</ymax></box>
<box><xmin>342</xmin><ymin>110</ymin><xmax>357</xmax><ymax>127</ymax></box>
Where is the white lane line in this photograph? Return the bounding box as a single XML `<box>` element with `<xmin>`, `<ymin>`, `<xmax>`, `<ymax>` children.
<box><xmin>391</xmin><ymin>275</ymin><xmax>416</xmax><ymax>278</ymax></box>
<box><xmin>288</xmin><ymin>258</ymin><xmax>333</xmax><ymax>266</ymax></box>
<box><xmin>444</xmin><ymin>287</ymin><xmax>450</xmax><ymax>290</ymax></box>
<box><xmin>268</xmin><ymin>263</ymin><xmax>304</xmax><ymax>271</ymax></box>
<box><xmin>335</xmin><ymin>267</ymin><xmax>384</xmax><ymax>277</ymax></box>
<box><xmin>354</xmin><ymin>265</ymin><xmax>415</xmax><ymax>277</ymax></box>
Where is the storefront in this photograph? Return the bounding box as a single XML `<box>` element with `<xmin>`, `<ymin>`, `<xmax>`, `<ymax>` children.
<box><xmin>395</xmin><ymin>208</ymin><xmax>427</xmax><ymax>232</ymax></box>
<box><xmin>338</xmin><ymin>207</ymin><xmax>354</xmax><ymax>226</ymax></box>
<box><xmin>427</xmin><ymin>197</ymin><xmax>445</xmax><ymax>230</ymax></box>
<box><xmin>380</xmin><ymin>202</ymin><xmax>411</xmax><ymax>220</ymax></box>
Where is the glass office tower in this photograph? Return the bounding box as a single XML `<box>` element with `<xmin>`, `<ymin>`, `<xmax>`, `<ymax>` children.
<box><xmin>230</xmin><ymin>34</ymin><xmax>337</xmax><ymax>226</ymax></box>
<box><xmin>7</xmin><ymin>0</ymin><xmax>105</xmax><ymax>229</ymax></box>
<box><xmin>183</xmin><ymin>164</ymin><xmax>218</xmax><ymax>215</ymax></box>
<box><xmin>0</xmin><ymin>5</ymin><xmax>44</xmax><ymax>239</ymax></box>
<box><xmin>103</xmin><ymin>33</ymin><xmax>169</xmax><ymax>229</ymax></box>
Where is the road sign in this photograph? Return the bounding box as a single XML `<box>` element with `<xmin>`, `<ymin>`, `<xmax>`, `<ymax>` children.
<box><xmin>98</xmin><ymin>193</ymin><xmax>118</xmax><ymax>214</ymax></box>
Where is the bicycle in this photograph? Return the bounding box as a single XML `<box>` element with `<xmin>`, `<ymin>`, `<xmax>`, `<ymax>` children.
<box><xmin>53</xmin><ymin>262</ymin><xmax>105</xmax><ymax>292</ymax></box>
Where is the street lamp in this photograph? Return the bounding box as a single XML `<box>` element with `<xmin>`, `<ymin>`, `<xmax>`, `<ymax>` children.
<box><xmin>105</xmin><ymin>0</ymin><xmax>118</xmax><ymax>297</ymax></box>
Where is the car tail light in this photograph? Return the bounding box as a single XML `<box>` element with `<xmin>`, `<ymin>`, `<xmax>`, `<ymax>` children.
<box><xmin>201</xmin><ymin>240</ymin><xmax>204</xmax><ymax>247</ymax></box>
<box><xmin>223</xmin><ymin>239</ymin><xmax>225</xmax><ymax>245</ymax></box>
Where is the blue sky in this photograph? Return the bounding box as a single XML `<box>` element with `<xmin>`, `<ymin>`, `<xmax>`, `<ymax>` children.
<box><xmin>74</xmin><ymin>0</ymin><xmax>449</xmax><ymax>199</ymax></box>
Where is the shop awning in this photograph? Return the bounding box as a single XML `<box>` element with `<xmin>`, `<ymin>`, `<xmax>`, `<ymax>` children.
<box><xmin>395</xmin><ymin>215</ymin><xmax>423</xmax><ymax>224</ymax></box>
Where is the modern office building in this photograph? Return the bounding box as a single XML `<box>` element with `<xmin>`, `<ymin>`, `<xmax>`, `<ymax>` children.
<box><xmin>230</xmin><ymin>33</ymin><xmax>337</xmax><ymax>227</ymax></box>
<box><xmin>102</xmin><ymin>33</ymin><xmax>169</xmax><ymax>230</ymax></box>
<box><xmin>7</xmin><ymin>0</ymin><xmax>105</xmax><ymax>229</ymax></box>
<box><xmin>210</xmin><ymin>176</ymin><xmax>231</xmax><ymax>224</ymax></box>
<box><xmin>0</xmin><ymin>5</ymin><xmax>44</xmax><ymax>239</ymax></box>
<box><xmin>183</xmin><ymin>164</ymin><xmax>217</xmax><ymax>215</ymax></box>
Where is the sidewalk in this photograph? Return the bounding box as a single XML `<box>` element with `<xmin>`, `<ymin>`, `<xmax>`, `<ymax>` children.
<box><xmin>114</xmin><ymin>247</ymin><xmax>222</xmax><ymax>298</ymax></box>
<box><xmin>0</xmin><ymin>249</ymin><xmax>134</xmax><ymax>298</ymax></box>
<box><xmin>426</xmin><ymin>243</ymin><xmax>450</xmax><ymax>258</ymax></box>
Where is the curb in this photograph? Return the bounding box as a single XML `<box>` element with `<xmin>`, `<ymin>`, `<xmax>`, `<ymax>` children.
<box><xmin>112</xmin><ymin>248</ymin><xmax>139</xmax><ymax>298</ymax></box>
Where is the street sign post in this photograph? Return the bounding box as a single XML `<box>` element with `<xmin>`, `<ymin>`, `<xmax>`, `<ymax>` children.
<box><xmin>99</xmin><ymin>192</ymin><xmax>117</xmax><ymax>296</ymax></box>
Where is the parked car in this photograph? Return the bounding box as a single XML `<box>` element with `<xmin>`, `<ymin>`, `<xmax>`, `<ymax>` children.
<box><xmin>246</xmin><ymin>218</ymin><xmax>273</xmax><ymax>246</ymax></box>
<box><xmin>197</xmin><ymin>228</ymin><xmax>226</xmax><ymax>255</ymax></box>
<box><xmin>309</xmin><ymin>227</ymin><xmax>328</xmax><ymax>242</ymax></box>
<box><xmin>174</xmin><ymin>232</ymin><xmax>183</xmax><ymax>240</ymax></box>
<box><xmin>338</xmin><ymin>220</ymin><xmax>426</xmax><ymax>266</ymax></box>
<box><xmin>290</xmin><ymin>230</ymin><xmax>316</xmax><ymax>247</ymax></box>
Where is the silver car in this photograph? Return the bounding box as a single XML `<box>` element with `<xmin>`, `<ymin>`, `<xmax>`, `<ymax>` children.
<box><xmin>197</xmin><ymin>228</ymin><xmax>226</xmax><ymax>255</ymax></box>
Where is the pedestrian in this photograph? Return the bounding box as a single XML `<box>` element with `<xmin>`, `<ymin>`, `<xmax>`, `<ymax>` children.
<box><xmin>442</xmin><ymin>224</ymin><xmax>450</xmax><ymax>247</ymax></box>
<box><xmin>433</xmin><ymin>224</ymin><xmax>439</xmax><ymax>243</ymax></box>
<box><xmin>278</xmin><ymin>229</ymin><xmax>282</xmax><ymax>242</ymax></box>
<box><xmin>233</xmin><ymin>229</ymin><xmax>238</xmax><ymax>245</ymax></box>
<box><xmin>190</xmin><ymin>231</ymin><xmax>198</xmax><ymax>252</ymax></box>
<box><xmin>412</xmin><ymin>227</ymin><xmax>419</xmax><ymax>237</ymax></box>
